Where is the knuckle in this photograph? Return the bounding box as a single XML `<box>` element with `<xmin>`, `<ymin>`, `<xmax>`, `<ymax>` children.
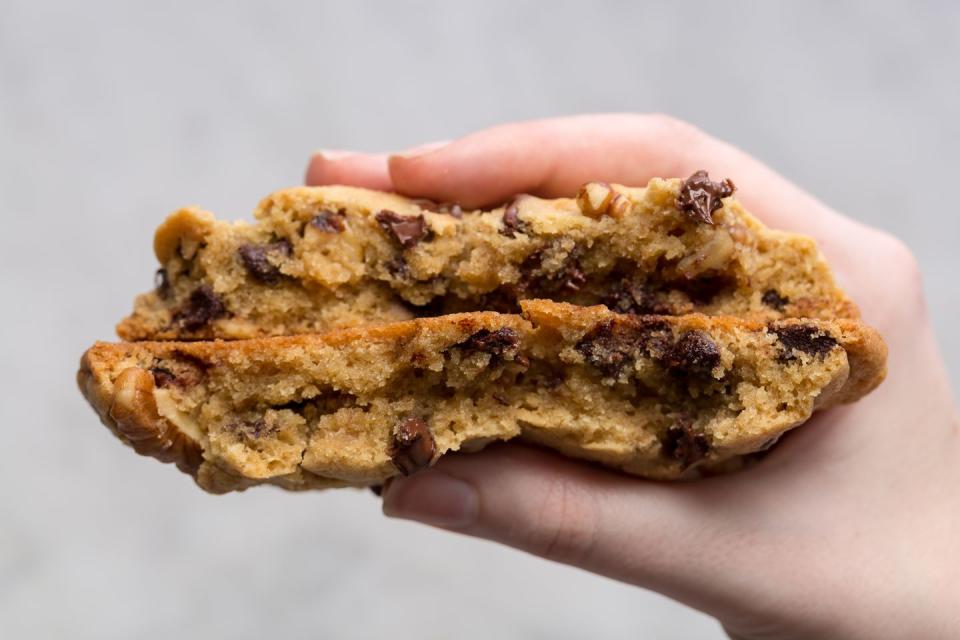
<box><xmin>526</xmin><ymin>477</ymin><xmax>599</xmax><ymax>563</ymax></box>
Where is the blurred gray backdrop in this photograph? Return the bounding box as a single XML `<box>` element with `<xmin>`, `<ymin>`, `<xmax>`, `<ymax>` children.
<box><xmin>1</xmin><ymin>1</ymin><xmax>958</xmax><ymax>638</ymax></box>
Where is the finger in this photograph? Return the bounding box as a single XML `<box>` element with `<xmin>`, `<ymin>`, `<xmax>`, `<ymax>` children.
<box><xmin>387</xmin><ymin>113</ymin><xmax>868</xmax><ymax>244</ymax></box>
<box><xmin>381</xmin><ymin>443</ymin><xmax>757</xmax><ymax>620</ymax></box>
<box><xmin>305</xmin><ymin>151</ymin><xmax>393</xmax><ymax>190</ymax></box>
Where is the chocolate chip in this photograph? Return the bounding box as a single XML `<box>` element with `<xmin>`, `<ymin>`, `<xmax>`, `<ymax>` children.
<box><xmin>150</xmin><ymin>367</ymin><xmax>176</xmax><ymax>388</ymax></box>
<box><xmin>518</xmin><ymin>247</ymin><xmax>586</xmax><ymax>295</ymax></box>
<box><xmin>375</xmin><ymin>210</ymin><xmax>431</xmax><ymax>248</ymax></box>
<box><xmin>384</xmin><ymin>255</ymin><xmax>410</xmax><ymax>280</ymax></box>
<box><xmin>552</xmin><ymin>262</ymin><xmax>586</xmax><ymax>293</ymax></box>
<box><xmin>500</xmin><ymin>201</ymin><xmax>529</xmax><ymax>237</ymax></box>
<box><xmin>151</xmin><ymin>353</ymin><xmax>209</xmax><ymax>389</ymax></box>
<box><xmin>456</xmin><ymin>327</ymin><xmax>522</xmax><ymax>360</ymax></box>
<box><xmin>310</xmin><ymin>209</ymin><xmax>345</xmax><ymax>233</ymax></box>
<box><xmin>389</xmin><ymin>415</ymin><xmax>435</xmax><ymax>476</ymax></box>
<box><xmin>518</xmin><ymin>250</ymin><xmax>544</xmax><ymax>282</ymax></box>
<box><xmin>660</xmin><ymin>330</ymin><xmax>720</xmax><ymax>376</ymax></box>
<box><xmin>454</xmin><ymin>327</ymin><xmax>529</xmax><ymax>368</ymax></box>
<box><xmin>661</xmin><ymin>415</ymin><xmax>710</xmax><ymax>468</ymax></box>
<box><xmin>771</xmin><ymin>324</ymin><xmax>838</xmax><ymax>360</ymax></box>
<box><xmin>604</xmin><ymin>279</ymin><xmax>673</xmax><ymax>315</ymax></box>
<box><xmin>237</xmin><ymin>240</ymin><xmax>292</xmax><ymax>285</ymax></box>
<box><xmin>173</xmin><ymin>286</ymin><xmax>226</xmax><ymax>331</ymax></box>
<box><xmin>575</xmin><ymin>318</ymin><xmax>673</xmax><ymax>378</ymax></box>
<box><xmin>677</xmin><ymin>170</ymin><xmax>736</xmax><ymax>224</ymax></box>
<box><xmin>170</xmin><ymin>350</ymin><xmax>212</xmax><ymax>374</ymax></box>
<box><xmin>154</xmin><ymin>268</ymin><xmax>170</xmax><ymax>299</ymax></box>
<box><xmin>575</xmin><ymin>320</ymin><xmax>640</xmax><ymax>378</ymax></box>
<box><xmin>761</xmin><ymin>289</ymin><xmax>790</xmax><ymax>311</ymax></box>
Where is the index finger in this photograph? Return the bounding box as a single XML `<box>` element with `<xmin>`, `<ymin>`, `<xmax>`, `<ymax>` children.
<box><xmin>386</xmin><ymin>113</ymin><xmax>869</xmax><ymax>250</ymax></box>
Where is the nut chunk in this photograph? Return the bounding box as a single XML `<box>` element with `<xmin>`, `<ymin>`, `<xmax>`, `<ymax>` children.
<box><xmin>576</xmin><ymin>182</ymin><xmax>631</xmax><ymax>219</ymax></box>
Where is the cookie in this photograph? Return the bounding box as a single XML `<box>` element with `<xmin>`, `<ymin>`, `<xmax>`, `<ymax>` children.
<box><xmin>117</xmin><ymin>173</ymin><xmax>858</xmax><ymax>340</ymax></box>
<box><xmin>81</xmin><ymin>300</ymin><xmax>886</xmax><ymax>494</ymax></box>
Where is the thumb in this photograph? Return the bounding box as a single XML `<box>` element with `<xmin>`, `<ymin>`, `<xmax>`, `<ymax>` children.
<box><xmin>381</xmin><ymin>444</ymin><xmax>742</xmax><ymax>617</ymax></box>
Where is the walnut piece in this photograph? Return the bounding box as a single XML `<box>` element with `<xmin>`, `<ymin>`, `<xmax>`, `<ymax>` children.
<box><xmin>108</xmin><ymin>367</ymin><xmax>203</xmax><ymax>473</ymax></box>
<box><xmin>576</xmin><ymin>182</ymin><xmax>631</xmax><ymax>219</ymax></box>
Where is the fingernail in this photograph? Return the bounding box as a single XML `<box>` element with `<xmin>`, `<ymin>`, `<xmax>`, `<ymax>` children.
<box><xmin>382</xmin><ymin>471</ymin><xmax>478</xmax><ymax>528</ymax></box>
<box><xmin>312</xmin><ymin>149</ymin><xmax>358</xmax><ymax>161</ymax></box>
<box><xmin>392</xmin><ymin>140</ymin><xmax>450</xmax><ymax>160</ymax></box>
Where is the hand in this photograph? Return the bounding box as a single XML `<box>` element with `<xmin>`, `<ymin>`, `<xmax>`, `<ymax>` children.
<box><xmin>305</xmin><ymin>114</ymin><xmax>960</xmax><ymax>639</ymax></box>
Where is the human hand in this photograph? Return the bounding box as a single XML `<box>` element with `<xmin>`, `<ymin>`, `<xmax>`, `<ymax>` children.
<box><xmin>305</xmin><ymin>114</ymin><xmax>960</xmax><ymax>639</ymax></box>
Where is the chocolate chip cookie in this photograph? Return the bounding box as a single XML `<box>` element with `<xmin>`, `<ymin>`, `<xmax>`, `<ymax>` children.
<box><xmin>80</xmin><ymin>300</ymin><xmax>886</xmax><ymax>494</ymax></box>
<box><xmin>117</xmin><ymin>174</ymin><xmax>858</xmax><ymax>340</ymax></box>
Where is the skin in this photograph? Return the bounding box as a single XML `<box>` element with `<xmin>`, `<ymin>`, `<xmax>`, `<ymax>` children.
<box><xmin>305</xmin><ymin>114</ymin><xmax>960</xmax><ymax>639</ymax></box>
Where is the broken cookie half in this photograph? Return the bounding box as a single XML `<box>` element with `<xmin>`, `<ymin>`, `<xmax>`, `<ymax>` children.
<box><xmin>80</xmin><ymin>300</ymin><xmax>887</xmax><ymax>494</ymax></box>
<box><xmin>117</xmin><ymin>173</ymin><xmax>858</xmax><ymax>341</ymax></box>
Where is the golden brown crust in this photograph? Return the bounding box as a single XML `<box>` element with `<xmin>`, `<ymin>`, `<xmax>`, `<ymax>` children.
<box><xmin>153</xmin><ymin>207</ymin><xmax>215</xmax><ymax>263</ymax></box>
<box><xmin>821</xmin><ymin>321</ymin><xmax>888</xmax><ymax>406</ymax></box>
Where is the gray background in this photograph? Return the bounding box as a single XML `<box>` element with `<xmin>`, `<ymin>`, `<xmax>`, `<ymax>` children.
<box><xmin>1</xmin><ymin>1</ymin><xmax>957</xmax><ymax>638</ymax></box>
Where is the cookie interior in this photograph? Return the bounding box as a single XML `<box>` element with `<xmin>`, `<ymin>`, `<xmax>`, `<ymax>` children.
<box><xmin>117</xmin><ymin>178</ymin><xmax>857</xmax><ymax>340</ymax></box>
<box><xmin>84</xmin><ymin>301</ymin><xmax>866</xmax><ymax>493</ymax></box>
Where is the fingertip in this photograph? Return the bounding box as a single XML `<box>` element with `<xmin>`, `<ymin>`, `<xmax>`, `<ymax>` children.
<box><xmin>304</xmin><ymin>152</ymin><xmax>393</xmax><ymax>190</ymax></box>
<box><xmin>304</xmin><ymin>152</ymin><xmax>328</xmax><ymax>185</ymax></box>
<box><xmin>381</xmin><ymin>470</ymin><xmax>479</xmax><ymax>529</ymax></box>
<box><xmin>389</xmin><ymin>134</ymin><xmax>538</xmax><ymax>208</ymax></box>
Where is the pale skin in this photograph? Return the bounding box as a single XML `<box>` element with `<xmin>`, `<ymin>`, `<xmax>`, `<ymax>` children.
<box><xmin>305</xmin><ymin>114</ymin><xmax>960</xmax><ymax>639</ymax></box>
